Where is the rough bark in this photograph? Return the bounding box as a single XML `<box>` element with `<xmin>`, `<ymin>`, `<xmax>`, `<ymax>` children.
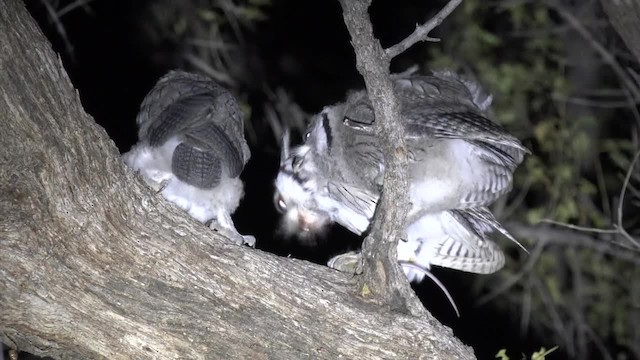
<box><xmin>337</xmin><ymin>0</ymin><xmax>463</xmax><ymax>318</ymax></box>
<box><xmin>0</xmin><ymin>1</ymin><xmax>475</xmax><ymax>359</ymax></box>
<box><xmin>337</xmin><ymin>0</ymin><xmax>418</xmax><ymax>316</ymax></box>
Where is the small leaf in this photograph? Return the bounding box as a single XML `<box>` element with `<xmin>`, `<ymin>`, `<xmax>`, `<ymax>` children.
<box><xmin>495</xmin><ymin>348</ymin><xmax>510</xmax><ymax>360</ymax></box>
<box><xmin>526</xmin><ymin>207</ymin><xmax>546</xmax><ymax>224</ymax></box>
<box><xmin>531</xmin><ymin>346</ymin><xmax>559</xmax><ymax>360</ymax></box>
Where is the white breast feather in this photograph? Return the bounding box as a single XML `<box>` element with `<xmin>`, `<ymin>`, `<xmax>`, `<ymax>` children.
<box><xmin>123</xmin><ymin>137</ymin><xmax>181</xmax><ymax>186</ymax></box>
<box><xmin>123</xmin><ymin>137</ymin><xmax>244</xmax><ymax>224</ymax></box>
<box><xmin>410</xmin><ymin>139</ymin><xmax>498</xmax><ymax>211</ymax></box>
<box><xmin>399</xmin><ymin>213</ymin><xmax>449</xmax><ymax>282</ymax></box>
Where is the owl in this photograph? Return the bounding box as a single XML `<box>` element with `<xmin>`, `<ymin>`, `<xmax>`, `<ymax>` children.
<box><xmin>123</xmin><ymin>70</ymin><xmax>254</xmax><ymax>246</ymax></box>
<box><xmin>274</xmin><ymin>70</ymin><xmax>528</xmax><ymax>280</ymax></box>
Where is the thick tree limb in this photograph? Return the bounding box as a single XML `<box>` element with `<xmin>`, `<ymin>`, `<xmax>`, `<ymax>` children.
<box><xmin>338</xmin><ymin>0</ymin><xmax>416</xmax><ymax>316</ymax></box>
<box><xmin>0</xmin><ymin>1</ymin><xmax>475</xmax><ymax>359</ymax></box>
<box><xmin>337</xmin><ymin>0</ymin><xmax>463</xmax><ymax>317</ymax></box>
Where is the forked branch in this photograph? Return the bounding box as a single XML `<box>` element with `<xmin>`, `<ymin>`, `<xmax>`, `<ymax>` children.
<box><xmin>385</xmin><ymin>0</ymin><xmax>464</xmax><ymax>59</ymax></box>
<box><xmin>337</xmin><ymin>0</ymin><xmax>464</xmax><ymax>316</ymax></box>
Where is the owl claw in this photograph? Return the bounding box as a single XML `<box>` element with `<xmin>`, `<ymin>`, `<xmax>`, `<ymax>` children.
<box><xmin>206</xmin><ymin>218</ymin><xmax>256</xmax><ymax>247</ymax></box>
<box><xmin>134</xmin><ymin>169</ymin><xmax>170</xmax><ymax>194</ymax></box>
<box><xmin>241</xmin><ymin>234</ymin><xmax>256</xmax><ymax>248</ymax></box>
<box><xmin>156</xmin><ymin>179</ymin><xmax>170</xmax><ymax>194</ymax></box>
<box><xmin>327</xmin><ymin>251</ymin><xmax>364</xmax><ymax>275</ymax></box>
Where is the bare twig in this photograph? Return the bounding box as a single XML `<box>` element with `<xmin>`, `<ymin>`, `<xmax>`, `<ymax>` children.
<box><xmin>531</xmin><ymin>275</ymin><xmax>571</xmax><ymax>352</ymax></box>
<box><xmin>506</xmin><ymin>222</ymin><xmax>640</xmax><ymax>264</ymax></box>
<box><xmin>538</xmin><ymin>149</ymin><xmax>640</xmax><ymax>249</ymax></box>
<box><xmin>539</xmin><ymin>219</ymin><xmax>620</xmax><ymax>235</ymax></box>
<box><xmin>476</xmin><ymin>236</ymin><xmax>548</xmax><ymax>305</ymax></box>
<box><xmin>548</xmin><ymin>1</ymin><xmax>640</xmax><ymax>102</ymax></box>
<box><xmin>57</xmin><ymin>0</ymin><xmax>94</xmax><ymax>18</ymax></box>
<box><xmin>183</xmin><ymin>52</ymin><xmax>237</xmax><ymax>87</ymax></box>
<box><xmin>38</xmin><ymin>0</ymin><xmax>76</xmax><ymax>61</ymax></box>
<box><xmin>567</xmin><ymin>250</ymin><xmax>588</xmax><ymax>359</ymax></box>
<box><xmin>497</xmin><ymin>175</ymin><xmax>533</xmax><ymax>219</ymax></box>
<box><xmin>616</xmin><ymin>148</ymin><xmax>640</xmax><ymax>247</ymax></box>
<box><xmin>595</xmin><ymin>155</ymin><xmax>612</xmax><ymax>219</ymax></box>
<box><xmin>385</xmin><ymin>0</ymin><xmax>464</xmax><ymax>59</ymax></box>
<box><xmin>583</xmin><ymin>323</ymin><xmax>615</xmax><ymax>360</ymax></box>
<box><xmin>519</xmin><ymin>276</ymin><xmax>533</xmax><ymax>334</ymax></box>
<box><xmin>218</xmin><ymin>0</ymin><xmax>246</xmax><ymax>45</ymax></box>
<box><xmin>262</xmin><ymin>87</ymin><xmax>308</xmax><ymax>143</ymax></box>
<box><xmin>550</xmin><ymin>94</ymin><xmax>634</xmax><ymax>109</ymax></box>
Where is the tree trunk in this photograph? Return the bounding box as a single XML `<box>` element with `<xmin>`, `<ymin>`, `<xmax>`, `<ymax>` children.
<box><xmin>0</xmin><ymin>1</ymin><xmax>474</xmax><ymax>359</ymax></box>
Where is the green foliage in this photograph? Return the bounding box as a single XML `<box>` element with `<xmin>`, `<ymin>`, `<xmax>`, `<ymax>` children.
<box><xmin>140</xmin><ymin>0</ymin><xmax>273</xmax><ymax>143</ymax></box>
<box><xmin>532</xmin><ymin>346</ymin><xmax>560</xmax><ymax>360</ymax></box>
<box><xmin>154</xmin><ymin>0</ymin><xmax>270</xmax><ymax>32</ymax></box>
<box><xmin>495</xmin><ymin>346</ymin><xmax>559</xmax><ymax>360</ymax></box>
<box><xmin>426</xmin><ymin>0</ymin><xmax>638</xmax><ymax>358</ymax></box>
<box><xmin>142</xmin><ymin>0</ymin><xmax>271</xmax><ymax>69</ymax></box>
<box><xmin>138</xmin><ymin>0</ymin><xmax>639</xmax><ymax>357</ymax></box>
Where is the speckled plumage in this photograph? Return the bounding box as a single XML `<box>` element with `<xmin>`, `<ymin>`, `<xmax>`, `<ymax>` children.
<box><xmin>123</xmin><ymin>70</ymin><xmax>254</xmax><ymax>246</ymax></box>
<box><xmin>275</xmin><ymin>70</ymin><xmax>528</xmax><ymax>279</ymax></box>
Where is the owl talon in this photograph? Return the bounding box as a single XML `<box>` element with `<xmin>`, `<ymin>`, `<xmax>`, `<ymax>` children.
<box><xmin>135</xmin><ymin>170</ymin><xmax>170</xmax><ymax>194</ymax></box>
<box><xmin>241</xmin><ymin>234</ymin><xmax>256</xmax><ymax>248</ymax></box>
<box><xmin>328</xmin><ymin>251</ymin><xmax>364</xmax><ymax>275</ymax></box>
<box><xmin>156</xmin><ymin>179</ymin><xmax>170</xmax><ymax>194</ymax></box>
<box><xmin>207</xmin><ymin>219</ymin><xmax>256</xmax><ymax>247</ymax></box>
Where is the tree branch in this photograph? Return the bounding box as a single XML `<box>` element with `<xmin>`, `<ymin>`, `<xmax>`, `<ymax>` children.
<box><xmin>337</xmin><ymin>0</ymin><xmax>464</xmax><ymax>317</ymax></box>
<box><xmin>0</xmin><ymin>0</ymin><xmax>475</xmax><ymax>358</ymax></box>
<box><xmin>505</xmin><ymin>223</ymin><xmax>640</xmax><ymax>265</ymax></box>
<box><xmin>385</xmin><ymin>0</ymin><xmax>464</xmax><ymax>59</ymax></box>
<box><xmin>338</xmin><ymin>0</ymin><xmax>420</xmax><ymax>316</ymax></box>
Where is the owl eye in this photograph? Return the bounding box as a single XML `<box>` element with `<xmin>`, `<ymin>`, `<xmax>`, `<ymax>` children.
<box><xmin>304</xmin><ymin>131</ymin><xmax>311</xmax><ymax>140</ymax></box>
<box><xmin>275</xmin><ymin>194</ymin><xmax>287</xmax><ymax>213</ymax></box>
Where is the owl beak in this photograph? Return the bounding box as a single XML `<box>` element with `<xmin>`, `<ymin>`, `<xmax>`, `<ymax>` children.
<box><xmin>297</xmin><ymin>209</ymin><xmax>323</xmax><ymax>232</ymax></box>
<box><xmin>298</xmin><ymin>213</ymin><xmax>314</xmax><ymax>232</ymax></box>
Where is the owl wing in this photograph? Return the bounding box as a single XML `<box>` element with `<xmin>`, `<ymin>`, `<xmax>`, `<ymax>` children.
<box><xmin>136</xmin><ymin>72</ymin><xmax>248</xmax><ymax>188</ymax></box>
<box><xmin>342</xmin><ymin>86</ymin><xmax>528</xmax><ymax>166</ymax></box>
<box><xmin>407</xmin><ymin>207</ymin><xmax>521</xmax><ymax>275</ymax></box>
<box><xmin>326</xmin><ymin>181</ymin><xmax>379</xmax><ymax>234</ymax></box>
<box><xmin>426</xmin><ymin>235</ymin><xmax>505</xmax><ymax>274</ymax></box>
<box><xmin>340</xmin><ymin>76</ymin><xmax>528</xmax><ymax>208</ymax></box>
<box><xmin>403</xmin><ymin>110</ymin><xmax>528</xmax><ymax>169</ymax></box>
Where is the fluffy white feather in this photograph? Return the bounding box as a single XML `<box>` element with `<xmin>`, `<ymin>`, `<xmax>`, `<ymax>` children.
<box><xmin>123</xmin><ymin>138</ymin><xmax>244</xmax><ymax>224</ymax></box>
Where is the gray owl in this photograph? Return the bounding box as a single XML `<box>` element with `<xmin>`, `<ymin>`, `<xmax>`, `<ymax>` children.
<box><xmin>274</xmin><ymin>70</ymin><xmax>528</xmax><ymax>282</ymax></box>
<box><xmin>123</xmin><ymin>70</ymin><xmax>254</xmax><ymax>246</ymax></box>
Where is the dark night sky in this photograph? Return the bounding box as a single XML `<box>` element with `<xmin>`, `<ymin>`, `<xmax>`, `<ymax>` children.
<box><xmin>20</xmin><ymin>1</ymin><xmax>551</xmax><ymax>358</ymax></box>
